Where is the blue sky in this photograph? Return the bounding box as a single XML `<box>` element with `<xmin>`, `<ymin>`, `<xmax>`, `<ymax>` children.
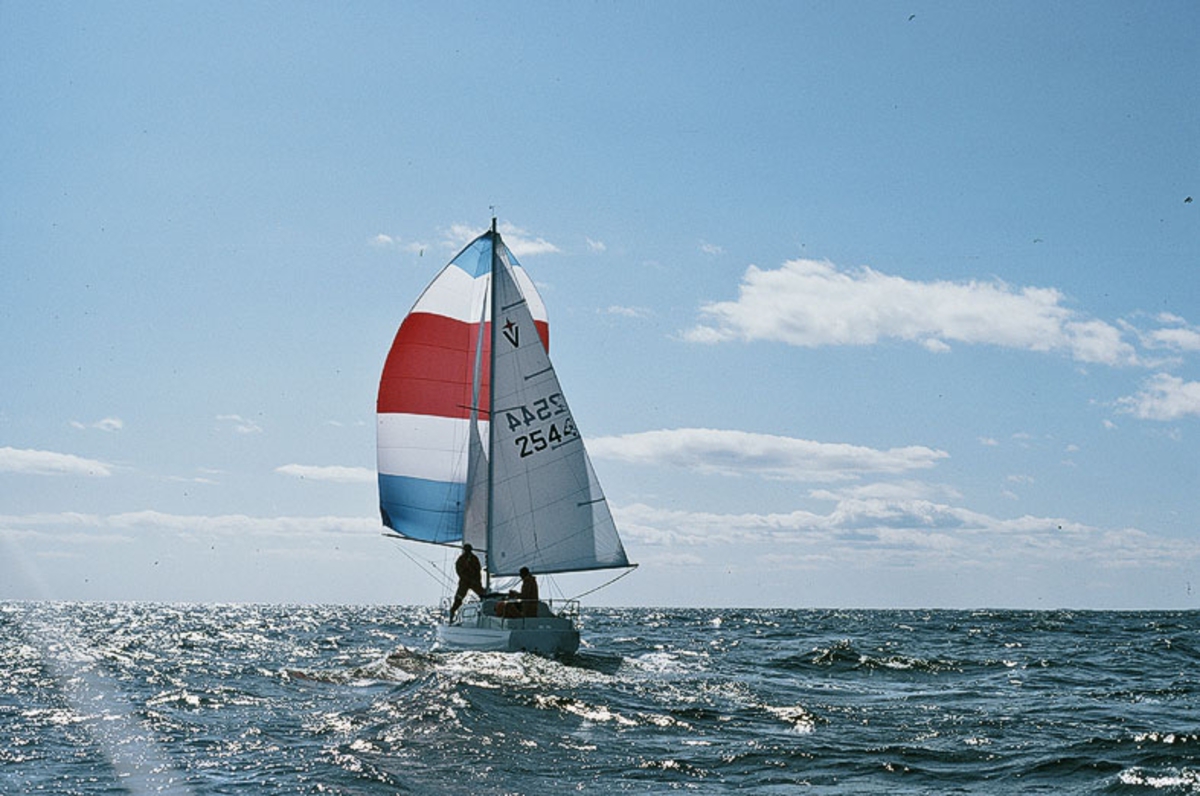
<box><xmin>2</xmin><ymin>2</ymin><xmax>1197</xmax><ymax>609</ymax></box>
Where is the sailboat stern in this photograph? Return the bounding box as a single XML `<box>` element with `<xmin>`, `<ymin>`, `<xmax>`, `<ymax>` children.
<box><xmin>435</xmin><ymin>598</ymin><xmax>581</xmax><ymax>656</ymax></box>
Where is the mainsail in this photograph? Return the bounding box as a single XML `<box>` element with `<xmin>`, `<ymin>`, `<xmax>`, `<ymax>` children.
<box><xmin>377</xmin><ymin>226</ymin><xmax>628</xmax><ymax>577</ymax></box>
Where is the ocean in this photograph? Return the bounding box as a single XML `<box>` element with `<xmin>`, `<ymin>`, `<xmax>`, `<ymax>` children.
<box><xmin>1</xmin><ymin>603</ymin><xmax>1196</xmax><ymax>794</ymax></box>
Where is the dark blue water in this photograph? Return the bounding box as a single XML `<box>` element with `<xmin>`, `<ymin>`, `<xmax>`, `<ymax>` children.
<box><xmin>1</xmin><ymin>604</ymin><xmax>1196</xmax><ymax>794</ymax></box>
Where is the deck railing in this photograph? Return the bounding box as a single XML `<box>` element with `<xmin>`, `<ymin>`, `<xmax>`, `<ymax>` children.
<box><xmin>447</xmin><ymin>596</ymin><xmax>580</xmax><ymax>625</ymax></box>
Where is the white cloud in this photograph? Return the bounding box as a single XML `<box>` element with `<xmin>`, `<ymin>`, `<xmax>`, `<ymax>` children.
<box><xmin>1154</xmin><ymin>328</ymin><xmax>1200</xmax><ymax>351</ymax></box>
<box><xmin>216</xmin><ymin>414</ymin><xmax>262</xmax><ymax>434</ymax></box>
<box><xmin>0</xmin><ymin>525</ymin><xmax>133</xmax><ymax>545</ymax></box>
<box><xmin>107</xmin><ymin>510</ymin><xmax>377</xmax><ymax>537</ymax></box>
<box><xmin>166</xmin><ymin>474</ymin><xmax>219</xmax><ymax>485</ymax></box>
<box><xmin>684</xmin><ymin>258</ymin><xmax>1138</xmax><ymax>365</ymax></box>
<box><xmin>699</xmin><ymin>241</ymin><xmax>724</xmax><ymax>255</ymax></box>
<box><xmin>443</xmin><ymin>222</ymin><xmax>560</xmax><ymax>257</ymax></box>
<box><xmin>605</xmin><ymin>305</ymin><xmax>651</xmax><ymax>319</ymax></box>
<box><xmin>0</xmin><ymin>447</ymin><xmax>113</xmax><ymax>477</ymax></box>
<box><xmin>586</xmin><ymin>237</ymin><xmax>607</xmax><ymax>253</ymax></box>
<box><xmin>613</xmin><ymin>496</ymin><xmax>1200</xmax><ymax>572</ymax></box>
<box><xmin>370</xmin><ymin>233</ymin><xmax>427</xmax><ymax>255</ymax></box>
<box><xmin>275</xmin><ymin>464</ymin><xmax>375</xmax><ymax>483</ymax></box>
<box><xmin>165</xmin><ymin>467</ymin><xmax>222</xmax><ymax>485</ymax></box>
<box><xmin>588</xmin><ymin>428</ymin><xmax>948</xmax><ymax>482</ymax></box>
<box><xmin>809</xmin><ymin>480</ymin><xmax>961</xmax><ymax>502</ymax></box>
<box><xmin>1117</xmin><ymin>373</ymin><xmax>1200</xmax><ymax>420</ymax></box>
<box><xmin>0</xmin><ymin>510</ymin><xmax>378</xmax><ymax>541</ymax></box>
<box><xmin>1140</xmin><ymin>314</ymin><xmax>1200</xmax><ymax>352</ymax></box>
<box><xmin>70</xmin><ymin>417</ymin><xmax>124</xmax><ymax>432</ymax></box>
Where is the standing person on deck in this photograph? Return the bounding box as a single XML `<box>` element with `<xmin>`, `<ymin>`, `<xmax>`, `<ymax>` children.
<box><xmin>449</xmin><ymin>544</ymin><xmax>485</xmax><ymax>620</ymax></box>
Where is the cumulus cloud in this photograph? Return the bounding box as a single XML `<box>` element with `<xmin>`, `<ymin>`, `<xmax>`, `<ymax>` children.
<box><xmin>275</xmin><ymin>464</ymin><xmax>375</xmax><ymax>483</ymax></box>
<box><xmin>588</xmin><ymin>428</ymin><xmax>947</xmax><ymax>482</ymax></box>
<box><xmin>683</xmin><ymin>258</ymin><xmax>1138</xmax><ymax>365</ymax></box>
<box><xmin>0</xmin><ymin>447</ymin><xmax>113</xmax><ymax>477</ymax></box>
<box><xmin>1138</xmin><ymin>313</ymin><xmax>1200</xmax><ymax>353</ymax></box>
<box><xmin>443</xmin><ymin>222</ymin><xmax>560</xmax><ymax>257</ymax></box>
<box><xmin>1117</xmin><ymin>373</ymin><xmax>1200</xmax><ymax>420</ymax></box>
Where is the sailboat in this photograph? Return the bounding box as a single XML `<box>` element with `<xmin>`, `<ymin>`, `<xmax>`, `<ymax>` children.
<box><xmin>376</xmin><ymin>219</ymin><xmax>632</xmax><ymax>655</ymax></box>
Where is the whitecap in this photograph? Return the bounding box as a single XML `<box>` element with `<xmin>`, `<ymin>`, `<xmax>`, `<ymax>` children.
<box><xmin>763</xmin><ymin>704</ymin><xmax>817</xmax><ymax>734</ymax></box>
<box><xmin>1117</xmin><ymin>766</ymin><xmax>1200</xmax><ymax>789</ymax></box>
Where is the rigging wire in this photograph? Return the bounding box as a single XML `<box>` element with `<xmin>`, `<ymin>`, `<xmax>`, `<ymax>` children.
<box><xmin>382</xmin><ymin>534</ymin><xmax>455</xmax><ymax>592</ymax></box>
<box><xmin>567</xmin><ymin>565</ymin><xmax>639</xmax><ymax>602</ymax></box>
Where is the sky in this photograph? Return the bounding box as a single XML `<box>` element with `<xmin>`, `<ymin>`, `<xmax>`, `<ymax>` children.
<box><xmin>2</xmin><ymin>2</ymin><xmax>1198</xmax><ymax>609</ymax></box>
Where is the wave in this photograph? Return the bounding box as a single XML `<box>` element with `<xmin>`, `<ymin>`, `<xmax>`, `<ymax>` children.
<box><xmin>768</xmin><ymin>638</ymin><xmax>1025</xmax><ymax>677</ymax></box>
<box><xmin>5</xmin><ymin>603</ymin><xmax>1198</xmax><ymax>795</ymax></box>
<box><xmin>1117</xmin><ymin>766</ymin><xmax>1200</xmax><ymax>791</ymax></box>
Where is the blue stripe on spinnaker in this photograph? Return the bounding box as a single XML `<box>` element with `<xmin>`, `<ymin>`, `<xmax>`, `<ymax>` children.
<box><xmin>378</xmin><ymin>473</ymin><xmax>464</xmax><ymax>544</ymax></box>
<box><xmin>450</xmin><ymin>236</ymin><xmax>493</xmax><ymax>278</ymax></box>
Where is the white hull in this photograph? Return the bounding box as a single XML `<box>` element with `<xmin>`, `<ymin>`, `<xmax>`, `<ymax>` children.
<box><xmin>435</xmin><ymin>598</ymin><xmax>580</xmax><ymax>656</ymax></box>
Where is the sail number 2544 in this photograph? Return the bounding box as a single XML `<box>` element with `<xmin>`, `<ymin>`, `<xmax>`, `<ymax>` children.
<box><xmin>504</xmin><ymin>393</ymin><xmax>577</xmax><ymax>458</ymax></box>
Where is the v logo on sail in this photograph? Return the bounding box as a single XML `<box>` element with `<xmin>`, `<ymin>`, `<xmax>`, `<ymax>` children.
<box><xmin>502</xmin><ymin>318</ymin><xmax>520</xmax><ymax>348</ymax></box>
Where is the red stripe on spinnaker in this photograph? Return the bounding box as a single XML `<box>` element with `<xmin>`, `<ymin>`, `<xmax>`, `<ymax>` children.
<box><xmin>377</xmin><ymin>312</ymin><xmax>548</xmax><ymax>417</ymax></box>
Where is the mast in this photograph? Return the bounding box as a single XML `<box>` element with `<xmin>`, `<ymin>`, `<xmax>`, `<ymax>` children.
<box><xmin>485</xmin><ymin>216</ymin><xmax>499</xmax><ymax>591</ymax></box>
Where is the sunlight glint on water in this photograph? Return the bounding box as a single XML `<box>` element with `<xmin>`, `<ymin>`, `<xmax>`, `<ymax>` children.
<box><xmin>1</xmin><ymin>604</ymin><xmax>1197</xmax><ymax>794</ymax></box>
